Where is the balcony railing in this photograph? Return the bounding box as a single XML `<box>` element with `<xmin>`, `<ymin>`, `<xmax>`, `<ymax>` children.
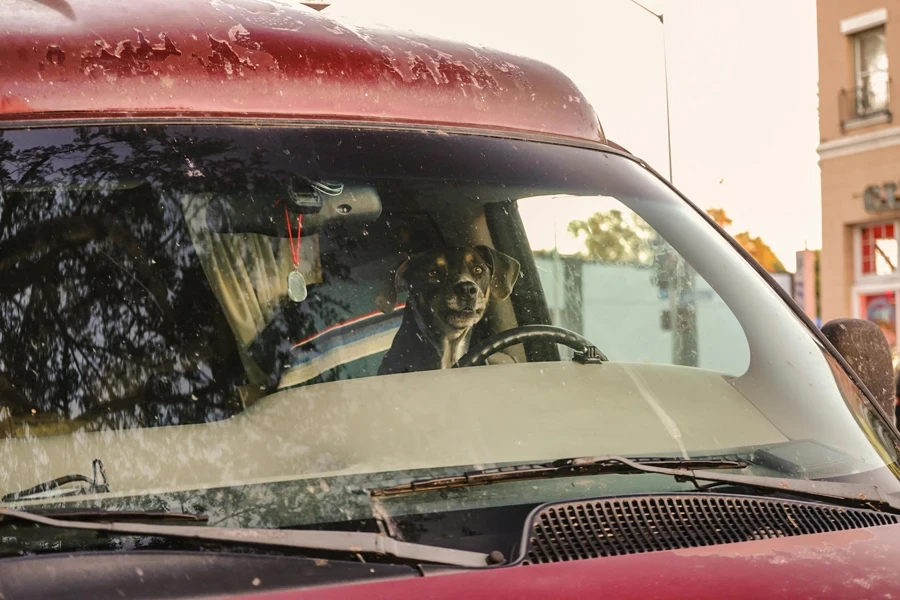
<box><xmin>840</xmin><ymin>72</ymin><xmax>891</xmax><ymax>130</ymax></box>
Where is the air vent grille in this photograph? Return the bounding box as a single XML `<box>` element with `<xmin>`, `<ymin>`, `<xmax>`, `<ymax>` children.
<box><xmin>523</xmin><ymin>494</ymin><xmax>899</xmax><ymax>565</ymax></box>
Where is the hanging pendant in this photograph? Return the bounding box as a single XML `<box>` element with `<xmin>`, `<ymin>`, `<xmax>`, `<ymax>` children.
<box><xmin>287</xmin><ymin>269</ymin><xmax>307</xmax><ymax>303</ymax></box>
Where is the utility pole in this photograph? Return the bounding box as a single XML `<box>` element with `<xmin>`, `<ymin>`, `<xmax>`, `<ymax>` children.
<box><xmin>628</xmin><ymin>0</ymin><xmax>698</xmax><ymax>366</ymax></box>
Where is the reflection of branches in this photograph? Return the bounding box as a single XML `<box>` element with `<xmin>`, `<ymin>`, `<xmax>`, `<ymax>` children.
<box><xmin>105</xmin><ymin>222</ymin><xmax>175</xmax><ymax>320</ymax></box>
<box><xmin>9</xmin><ymin>153</ymin><xmax>53</xmax><ymax>187</ymax></box>
<box><xmin>46</xmin><ymin>299</ymin><xmax>105</xmax><ymax>388</ymax></box>
<box><xmin>73</xmin><ymin>389</ymin><xmax>144</xmax><ymax>427</ymax></box>
<box><xmin>96</xmin><ymin>247</ymin><xmax>167</xmax><ymax>318</ymax></box>
<box><xmin>0</xmin><ymin>374</ymin><xmax>27</xmax><ymax>406</ymax></box>
<box><xmin>4</xmin><ymin>138</ymin><xmax>122</xmax><ymax>182</ymax></box>
<box><xmin>0</xmin><ymin>125</ymin><xmax>332</xmax><ymax>432</ymax></box>
<box><xmin>0</xmin><ymin>215</ymin><xmax>107</xmax><ymax>272</ymax></box>
<box><xmin>2</xmin><ymin>250</ymin><xmax>72</xmax><ymax>299</ymax></box>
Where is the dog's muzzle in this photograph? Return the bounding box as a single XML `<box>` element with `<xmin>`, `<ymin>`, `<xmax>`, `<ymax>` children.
<box><xmin>441</xmin><ymin>308</ymin><xmax>482</xmax><ymax>328</ymax></box>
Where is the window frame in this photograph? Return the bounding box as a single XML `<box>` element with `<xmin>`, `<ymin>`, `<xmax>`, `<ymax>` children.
<box><xmin>852</xmin><ymin>25</ymin><xmax>889</xmax><ymax>118</ymax></box>
<box><xmin>854</xmin><ymin>220</ymin><xmax>900</xmax><ymax>281</ymax></box>
<box><xmin>852</xmin><ymin>220</ymin><xmax>900</xmax><ymax>353</ymax></box>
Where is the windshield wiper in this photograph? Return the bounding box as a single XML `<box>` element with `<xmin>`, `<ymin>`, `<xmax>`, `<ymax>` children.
<box><xmin>371</xmin><ymin>455</ymin><xmax>900</xmax><ymax>514</ymax></box>
<box><xmin>2</xmin><ymin>459</ymin><xmax>109</xmax><ymax>502</ymax></box>
<box><xmin>371</xmin><ymin>456</ymin><xmax>747</xmax><ymax>497</ymax></box>
<box><xmin>0</xmin><ymin>508</ymin><xmax>497</xmax><ymax>568</ymax></box>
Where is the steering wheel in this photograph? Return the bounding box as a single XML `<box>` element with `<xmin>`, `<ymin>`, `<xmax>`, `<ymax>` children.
<box><xmin>453</xmin><ymin>324</ymin><xmax>608</xmax><ymax>368</ymax></box>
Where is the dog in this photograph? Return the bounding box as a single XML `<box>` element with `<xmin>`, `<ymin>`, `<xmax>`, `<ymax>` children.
<box><xmin>376</xmin><ymin>245</ymin><xmax>521</xmax><ymax>375</ymax></box>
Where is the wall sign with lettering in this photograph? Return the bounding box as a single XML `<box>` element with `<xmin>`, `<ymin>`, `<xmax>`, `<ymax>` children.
<box><xmin>865</xmin><ymin>184</ymin><xmax>900</xmax><ymax>212</ymax></box>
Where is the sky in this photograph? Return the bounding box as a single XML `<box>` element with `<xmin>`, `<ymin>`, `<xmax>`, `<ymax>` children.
<box><xmin>325</xmin><ymin>0</ymin><xmax>821</xmax><ymax>271</ymax></box>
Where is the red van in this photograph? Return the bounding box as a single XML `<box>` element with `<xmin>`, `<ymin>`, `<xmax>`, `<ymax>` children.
<box><xmin>2</xmin><ymin>1</ymin><xmax>900</xmax><ymax>599</ymax></box>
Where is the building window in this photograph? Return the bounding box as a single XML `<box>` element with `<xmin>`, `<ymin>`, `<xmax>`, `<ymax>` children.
<box><xmin>861</xmin><ymin>222</ymin><xmax>897</xmax><ymax>275</ymax></box>
<box><xmin>852</xmin><ymin>26</ymin><xmax>889</xmax><ymax>117</ymax></box>
<box><xmin>854</xmin><ymin>223</ymin><xmax>900</xmax><ymax>364</ymax></box>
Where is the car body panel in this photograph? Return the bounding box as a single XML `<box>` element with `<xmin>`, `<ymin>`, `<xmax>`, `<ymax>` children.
<box><xmin>236</xmin><ymin>524</ymin><xmax>900</xmax><ymax>599</ymax></box>
<box><xmin>0</xmin><ymin>0</ymin><xmax>603</xmax><ymax>143</ymax></box>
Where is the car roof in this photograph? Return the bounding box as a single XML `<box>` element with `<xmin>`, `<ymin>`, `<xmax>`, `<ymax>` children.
<box><xmin>0</xmin><ymin>0</ymin><xmax>607</xmax><ymax>145</ymax></box>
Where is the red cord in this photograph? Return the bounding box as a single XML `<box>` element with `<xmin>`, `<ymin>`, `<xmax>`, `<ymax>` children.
<box><xmin>283</xmin><ymin>204</ymin><xmax>303</xmax><ymax>267</ymax></box>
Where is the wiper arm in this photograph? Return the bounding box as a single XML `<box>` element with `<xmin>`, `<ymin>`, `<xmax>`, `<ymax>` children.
<box><xmin>372</xmin><ymin>455</ymin><xmax>900</xmax><ymax>514</ymax></box>
<box><xmin>371</xmin><ymin>456</ymin><xmax>747</xmax><ymax>497</ymax></box>
<box><xmin>23</xmin><ymin>508</ymin><xmax>208</xmax><ymax>524</ymax></box>
<box><xmin>0</xmin><ymin>508</ymin><xmax>497</xmax><ymax>568</ymax></box>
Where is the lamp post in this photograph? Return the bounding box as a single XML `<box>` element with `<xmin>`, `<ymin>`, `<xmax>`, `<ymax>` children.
<box><xmin>628</xmin><ymin>0</ymin><xmax>672</xmax><ymax>183</ymax></box>
<box><xmin>628</xmin><ymin>0</ymin><xmax>697</xmax><ymax>367</ymax></box>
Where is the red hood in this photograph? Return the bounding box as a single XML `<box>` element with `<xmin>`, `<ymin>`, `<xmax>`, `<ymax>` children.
<box><xmin>236</xmin><ymin>523</ymin><xmax>900</xmax><ymax>599</ymax></box>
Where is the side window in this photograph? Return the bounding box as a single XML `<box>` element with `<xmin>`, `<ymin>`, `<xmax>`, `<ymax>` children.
<box><xmin>517</xmin><ymin>195</ymin><xmax>750</xmax><ymax>376</ymax></box>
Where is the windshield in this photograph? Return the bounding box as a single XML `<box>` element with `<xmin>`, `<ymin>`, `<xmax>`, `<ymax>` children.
<box><xmin>0</xmin><ymin>125</ymin><xmax>898</xmax><ymax>538</ymax></box>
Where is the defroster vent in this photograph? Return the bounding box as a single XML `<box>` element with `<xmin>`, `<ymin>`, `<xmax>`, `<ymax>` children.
<box><xmin>521</xmin><ymin>494</ymin><xmax>899</xmax><ymax>565</ymax></box>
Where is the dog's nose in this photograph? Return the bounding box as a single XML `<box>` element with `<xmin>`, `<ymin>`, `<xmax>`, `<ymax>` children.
<box><xmin>455</xmin><ymin>281</ymin><xmax>478</xmax><ymax>299</ymax></box>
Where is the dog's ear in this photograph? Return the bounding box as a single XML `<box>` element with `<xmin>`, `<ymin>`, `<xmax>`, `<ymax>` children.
<box><xmin>475</xmin><ymin>245</ymin><xmax>521</xmax><ymax>301</ymax></box>
<box><xmin>375</xmin><ymin>258</ymin><xmax>409</xmax><ymax>314</ymax></box>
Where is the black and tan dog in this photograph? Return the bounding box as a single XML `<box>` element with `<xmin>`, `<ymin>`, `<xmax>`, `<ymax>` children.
<box><xmin>376</xmin><ymin>246</ymin><xmax>520</xmax><ymax>375</ymax></box>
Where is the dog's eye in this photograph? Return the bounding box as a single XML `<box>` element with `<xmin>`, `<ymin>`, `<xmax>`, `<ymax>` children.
<box><xmin>428</xmin><ymin>270</ymin><xmax>438</xmax><ymax>278</ymax></box>
<box><xmin>473</xmin><ymin>266</ymin><xmax>484</xmax><ymax>275</ymax></box>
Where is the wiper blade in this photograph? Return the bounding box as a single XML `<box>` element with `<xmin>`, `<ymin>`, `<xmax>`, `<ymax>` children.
<box><xmin>371</xmin><ymin>456</ymin><xmax>747</xmax><ymax>497</ymax></box>
<box><xmin>0</xmin><ymin>508</ymin><xmax>496</xmax><ymax>568</ymax></box>
<box><xmin>2</xmin><ymin>459</ymin><xmax>109</xmax><ymax>502</ymax></box>
<box><xmin>372</xmin><ymin>455</ymin><xmax>900</xmax><ymax>514</ymax></box>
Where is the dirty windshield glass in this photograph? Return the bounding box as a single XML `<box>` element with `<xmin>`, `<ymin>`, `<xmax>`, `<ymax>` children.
<box><xmin>0</xmin><ymin>125</ymin><xmax>898</xmax><ymax>537</ymax></box>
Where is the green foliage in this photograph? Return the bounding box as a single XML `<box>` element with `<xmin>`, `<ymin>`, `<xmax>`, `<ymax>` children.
<box><xmin>567</xmin><ymin>209</ymin><xmax>654</xmax><ymax>265</ymax></box>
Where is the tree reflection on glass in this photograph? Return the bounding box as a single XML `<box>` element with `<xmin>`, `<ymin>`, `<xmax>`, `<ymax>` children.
<box><xmin>0</xmin><ymin>126</ymin><xmax>355</xmax><ymax>434</ymax></box>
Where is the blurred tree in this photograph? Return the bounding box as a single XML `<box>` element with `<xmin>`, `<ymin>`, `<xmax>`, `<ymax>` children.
<box><xmin>733</xmin><ymin>232</ymin><xmax>787</xmax><ymax>273</ymax></box>
<box><xmin>705</xmin><ymin>208</ymin><xmax>786</xmax><ymax>273</ymax></box>
<box><xmin>706</xmin><ymin>208</ymin><xmax>732</xmax><ymax>228</ymax></box>
<box><xmin>567</xmin><ymin>209</ymin><xmax>654</xmax><ymax>265</ymax></box>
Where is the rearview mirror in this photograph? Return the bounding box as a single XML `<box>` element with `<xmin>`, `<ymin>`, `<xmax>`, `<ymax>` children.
<box><xmin>821</xmin><ymin>318</ymin><xmax>895</xmax><ymax>422</ymax></box>
<box><xmin>205</xmin><ymin>181</ymin><xmax>383</xmax><ymax>238</ymax></box>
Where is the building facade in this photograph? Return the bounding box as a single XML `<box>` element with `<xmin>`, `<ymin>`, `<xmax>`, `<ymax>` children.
<box><xmin>794</xmin><ymin>249</ymin><xmax>821</xmax><ymax>325</ymax></box>
<box><xmin>818</xmin><ymin>1</ymin><xmax>900</xmax><ymax>351</ymax></box>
